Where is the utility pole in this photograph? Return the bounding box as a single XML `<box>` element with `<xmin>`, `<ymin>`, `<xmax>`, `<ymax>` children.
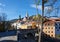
<box><xmin>38</xmin><ymin>0</ymin><xmax>57</xmax><ymax>42</ymax></box>
<box><xmin>38</xmin><ymin>0</ymin><xmax>47</xmax><ymax>42</ymax></box>
<box><xmin>38</xmin><ymin>0</ymin><xmax>44</xmax><ymax>42</ymax></box>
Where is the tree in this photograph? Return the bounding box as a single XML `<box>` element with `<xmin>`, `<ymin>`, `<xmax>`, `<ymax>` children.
<box><xmin>0</xmin><ymin>16</ymin><xmax>2</xmax><ymax>22</ymax></box>
<box><xmin>29</xmin><ymin>14</ymin><xmax>47</xmax><ymax>21</ymax></box>
<box><xmin>35</xmin><ymin>0</ymin><xmax>40</xmax><ymax>15</ymax></box>
<box><xmin>2</xmin><ymin>13</ymin><xmax>7</xmax><ymax>21</ymax></box>
<box><xmin>33</xmin><ymin>14</ymin><xmax>42</xmax><ymax>21</ymax></box>
<box><xmin>2</xmin><ymin>13</ymin><xmax>7</xmax><ymax>29</ymax></box>
<box><xmin>0</xmin><ymin>13</ymin><xmax>7</xmax><ymax>32</ymax></box>
<box><xmin>19</xmin><ymin>15</ymin><xmax>21</xmax><ymax>20</ymax></box>
<box><xmin>6</xmin><ymin>21</ymin><xmax>11</xmax><ymax>30</ymax></box>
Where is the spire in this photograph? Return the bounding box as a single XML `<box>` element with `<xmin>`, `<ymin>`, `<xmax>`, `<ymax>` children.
<box><xmin>26</xmin><ymin>11</ymin><xmax>29</xmax><ymax>17</ymax></box>
<box><xmin>25</xmin><ymin>11</ymin><xmax>29</xmax><ymax>20</ymax></box>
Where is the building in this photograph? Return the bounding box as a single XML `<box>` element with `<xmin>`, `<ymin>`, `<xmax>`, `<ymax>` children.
<box><xmin>11</xmin><ymin>12</ymin><xmax>29</xmax><ymax>29</ymax></box>
<box><xmin>43</xmin><ymin>18</ymin><xmax>60</xmax><ymax>38</ymax></box>
<box><xmin>23</xmin><ymin>12</ymin><xmax>29</xmax><ymax>21</ymax></box>
<box><xmin>17</xmin><ymin>21</ymin><xmax>37</xmax><ymax>29</ymax></box>
<box><xmin>55</xmin><ymin>20</ymin><xmax>60</xmax><ymax>38</ymax></box>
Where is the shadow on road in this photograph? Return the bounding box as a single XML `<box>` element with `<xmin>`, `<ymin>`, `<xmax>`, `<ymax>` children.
<box><xmin>0</xmin><ymin>30</ymin><xmax>17</xmax><ymax>38</ymax></box>
<box><xmin>41</xmin><ymin>32</ymin><xmax>60</xmax><ymax>42</ymax></box>
<box><xmin>0</xmin><ymin>40</ymin><xmax>17</xmax><ymax>42</ymax></box>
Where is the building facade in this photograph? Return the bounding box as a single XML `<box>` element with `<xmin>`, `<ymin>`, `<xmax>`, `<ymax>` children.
<box><xmin>43</xmin><ymin>18</ymin><xmax>60</xmax><ymax>38</ymax></box>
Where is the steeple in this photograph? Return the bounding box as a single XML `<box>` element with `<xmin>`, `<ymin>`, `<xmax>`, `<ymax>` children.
<box><xmin>26</xmin><ymin>11</ymin><xmax>29</xmax><ymax>18</ymax></box>
<box><xmin>25</xmin><ymin>11</ymin><xmax>29</xmax><ymax>19</ymax></box>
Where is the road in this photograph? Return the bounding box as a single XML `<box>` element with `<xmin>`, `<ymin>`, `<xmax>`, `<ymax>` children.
<box><xmin>0</xmin><ymin>30</ymin><xmax>17</xmax><ymax>42</ymax></box>
<box><xmin>17</xmin><ymin>30</ymin><xmax>36</xmax><ymax>42</ymax></box>
<box><xmin>0</xmin><ymin>30</ymin><xmax>37</xmax><ymax>42</ymax></box>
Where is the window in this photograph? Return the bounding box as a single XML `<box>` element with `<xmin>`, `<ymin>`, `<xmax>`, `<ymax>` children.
<box><xmin>55</xmin><ymin>26</ymin><xmax>57</xmax><ymax>29</ymax></box>
<box><xmin>48</xmin><ymin>31</ymin><xmax>50</xmax><ymax>33</ymax></box>
<box><xmin>45</xmin><ymin>31</ymin><xmax>47</xmax><ymax>33</ymax></box>
<box><xmin>48</xmin><ymin>27</ymin><xmax>50</xmax><ymax>29</ymax></box>
<box><xmin>45</xmin><ymin>27</ymin><xmax>47</xmax><ymax>29</ymax></box>
<box><xmin>59</xmin><ymin>27</ymin><xmax>60</xmax><ymax>29</ymax></box>
<box><xmin>59</xmin><ymin>24</ymin><xmax>60</xmax><ymax>26</ymax></box>
<box><xmin>51</xmin><ymin>31</ymin><xmax>53</xmax><ymax>33</ymax></box>
<box><xmin>55</xmin><ymin>23</ymin><xmax>57</xmax><ymax>25</ymax></box>
<box><xmin>51</xmin><ymin>27</ymin><xmax>53</xmax><ymax>29</ymax></box>
<box><xmin>48</xmin><ymin>23</ymin><xmax>50</xmax><ymax>26</ymax></box>
<box><xmin>51</xmin><ymin>35</ymin><xmax>53</xmax><ymax>37</ymax></box>
<box><xmin>59</xmin><ymin>25</ymin><xmax>60</xmax><ymax>27</ymax></box>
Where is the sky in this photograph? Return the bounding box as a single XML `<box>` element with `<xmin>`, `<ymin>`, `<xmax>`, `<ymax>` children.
<box><xmin>0</xmin><ymin>0</ymin><xmax>60</xmax><ymax>20</ymax></box>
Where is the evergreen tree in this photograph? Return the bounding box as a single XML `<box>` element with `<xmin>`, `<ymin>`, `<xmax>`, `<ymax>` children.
<box><xmin>19</xmin><ymin>15</ymin><xmax>21</xmax><ymax>20</ymax></box>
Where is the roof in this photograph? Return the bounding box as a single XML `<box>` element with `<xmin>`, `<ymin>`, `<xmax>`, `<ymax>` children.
<box><xmin>44</xmin><ymin>18</ymin><xmax>60</xmax><ymax>24</ymax></box>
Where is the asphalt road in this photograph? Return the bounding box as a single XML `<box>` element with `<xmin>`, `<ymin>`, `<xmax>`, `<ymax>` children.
<box><xmin>0</xmin><ymin>31</ymin><xmax>17</xmax><ymax>42</ymax></box>
<box><xmin>17</xmin><ymin>30</ymin><xmax>36</xmax><ymax>42</ymax></box>
<box><xmin>0</xmin><ymin>30</ymin><xmax>36</xmax><ymax>42</ymax></box>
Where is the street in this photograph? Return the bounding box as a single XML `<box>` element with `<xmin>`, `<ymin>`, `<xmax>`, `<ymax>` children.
<box><xmin>17</xmin><ymin>30</ymin><xmax>36</xmax><ymax>42</ymax></box>
<box><xmin>0</xmin><ymin>30</ymin><xmax>17</xmax><ymax>42</ymax></box>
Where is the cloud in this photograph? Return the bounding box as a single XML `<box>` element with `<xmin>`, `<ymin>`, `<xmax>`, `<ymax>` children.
<box><xmin>0</xmin><ymin>3</ymin><xmax>2</xmax><ymax>6</ymax></box>
<box><xmin>0</xmin><ymin>3</ymin><xmax>5</xmax><ymax>6</ymax></box>
<box><xmin>45</xmin><ymin>6</ymin><xmax>53</xmax><ymax>10</ymax></box>
<box><xmin>30</xmin><ymin>4</ymin><xmax>42</xmax><ymax>10</ymax></box>
<box><xmin>30</xmin><ymin>4</ymin><xmax>53</xmax><ymax>11</ymax></box>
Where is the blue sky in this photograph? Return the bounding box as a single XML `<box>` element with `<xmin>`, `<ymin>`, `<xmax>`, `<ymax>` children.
<box><xmin>0</xmin><ymin>0</ymin><xmax>60</xmax><ymax>20</ymax></box>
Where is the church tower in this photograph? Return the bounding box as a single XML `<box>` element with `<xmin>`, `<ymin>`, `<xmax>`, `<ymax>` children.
<box><xmin>23</xmin><ymin>11</ymin><xmax>29</xmax><ymax>21</ymax></box>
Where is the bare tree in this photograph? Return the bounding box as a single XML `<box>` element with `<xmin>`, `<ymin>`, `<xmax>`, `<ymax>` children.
<box><xmin>35</xmin><ymin>0</ymin><xmax>40</xmax><ymax>15</ymax></box>
<box><xmin>0</xmin><ymin>13</ymin><xmax>7</xmax><ymax>21</ymax></box>
<box><xmin>0</xmin><ymin>16</ymin><xmax>2</xmax><ymax>22</ymax></box>
<box><xmin>2</xmin><ymin>13</ymin><xmax>7</xmax><ymax>21</ymax></box>
<box><xmin>45</xmin><ymin>0</ymin><xmax>58</xmax><ymax>18</ymax></box>
<box><xmin>0</xmin><ymin>13</ymin><xmax>7</xmax><ymax>31</ymax></box>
